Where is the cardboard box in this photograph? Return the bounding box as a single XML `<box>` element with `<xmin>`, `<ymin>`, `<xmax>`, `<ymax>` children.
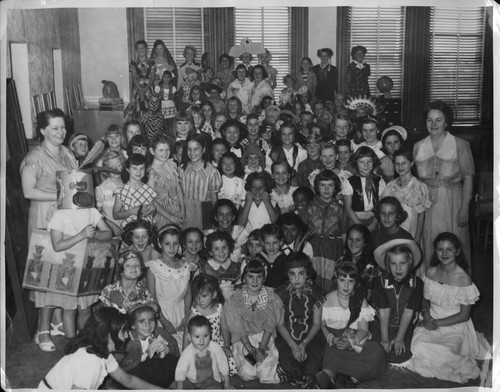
<box><xmin>22</xmin><ymin>229</ymin><xmax>118</xmax><ymax>296</ymax></box>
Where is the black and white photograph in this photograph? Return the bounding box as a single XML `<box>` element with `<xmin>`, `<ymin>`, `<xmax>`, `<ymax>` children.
<box><xmin>1</xmin><ymin>0</ymin><xmax>496</xmax><ymax>390</ymax></box>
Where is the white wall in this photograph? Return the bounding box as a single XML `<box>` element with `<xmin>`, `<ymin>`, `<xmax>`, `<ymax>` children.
<box><xmin>308</xmin><ymin>7</ymin><xmax>337</xmax><ymax>66</ymax></box>
<box><xmin>78</xmin><ymin>8</ymin><xmax>130</xmax><ymax>104</ymax></box>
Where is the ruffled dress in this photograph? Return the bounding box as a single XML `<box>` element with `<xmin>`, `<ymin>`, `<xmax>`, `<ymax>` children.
<box><xmin>407</xmin><ymin>276</ymin><xmax>491</xmax><ymax>384</ymax></box>
<box><xmin>382</xmin><ymin>175</ymin><xmax>431</xmax><ymax>239</ymax></box>
<box><xmin>224</xmin><ymin>287</ymin><xmax>283</xmax><ymax>383</ymax></box>
<box><xmin>147</xmin><ymin>258</ymin><xmax>190</xmax><ymax>350</ymax></box>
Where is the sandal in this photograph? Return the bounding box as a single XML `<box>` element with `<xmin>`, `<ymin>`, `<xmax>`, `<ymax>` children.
<box><xmin>50</xmin><ymin>322</ymin><xmax>65</xmax><ymax>337</ymax></box>
<box><xmin>34</xmin><ymin>330</ymin><xmax>56</xmax><ymax>352</ymax></box>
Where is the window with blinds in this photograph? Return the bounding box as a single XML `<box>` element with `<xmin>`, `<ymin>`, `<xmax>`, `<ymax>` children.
<box><xmin>234</xmin><ymin>7</ymin><xmax>290</xmax><ymax>99</ymax></box>
<box><xmin>347</xmin><ymin>7</ymin><xmax>406</xmax><ymax>99</ymax></box>
<box><xmin>428</xmin><ymin>7</ymin><xmax>486</xmax><ymax>125</ymax></box>
<box><xmin>144</xmin><ymin>8</ymin><xmax>204</xmax><ymax>66</ymax></box>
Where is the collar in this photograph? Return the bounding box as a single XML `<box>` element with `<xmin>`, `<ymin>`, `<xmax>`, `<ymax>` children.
<box><xmin>242</xmin><ymin>287</ymin><xmax>268</xmax><ymax>311</ymax></box>
<box><xmin>207</xmin><ymin>258</ymin><xmax>232</xmax><ymax>271</ymax></box>
<box><xmin>354</xmin><ymin>61</ymin><xmax>365</xmax><ymax>69</ymax></box>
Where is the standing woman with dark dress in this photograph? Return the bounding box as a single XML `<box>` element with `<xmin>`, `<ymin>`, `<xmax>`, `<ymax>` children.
<box><xmin>313</xmin><ymin>48</ymin><xmax>338</xmax><ymax>103</ymax></box>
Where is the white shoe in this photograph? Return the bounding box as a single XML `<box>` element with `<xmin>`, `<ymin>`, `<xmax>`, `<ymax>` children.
<box><xmin>34</xmin><ymin>330</ymin><xmax>56</xmax><ymax>352</ymax></box>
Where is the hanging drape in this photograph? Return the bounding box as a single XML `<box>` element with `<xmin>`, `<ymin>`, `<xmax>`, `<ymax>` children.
<box><xmin>203</xmin><ymin>8</ymin><xmax>235</xmax><ymax>74</ymax></box>
<box><xmin>290</xmin><ymin>7</ymin><xmax>308</xmax><ymax>76</ymax></box>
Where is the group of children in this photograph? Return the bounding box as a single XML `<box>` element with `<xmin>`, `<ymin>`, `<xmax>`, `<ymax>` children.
<box><xmin>33</xmin><ymin>40</ymin><xmax>490</xmax><ymax>390</ymax></box>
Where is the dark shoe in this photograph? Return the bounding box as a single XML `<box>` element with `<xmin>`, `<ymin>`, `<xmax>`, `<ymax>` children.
<box><xmin>335</xmin><ymin>374</ymin><xmax>357</xmax><ymax>389</ymax></box>
<box><xmin>315</xmin><ymin>371</ymin><xmax>336</xmax><ymax>389</ymax></box>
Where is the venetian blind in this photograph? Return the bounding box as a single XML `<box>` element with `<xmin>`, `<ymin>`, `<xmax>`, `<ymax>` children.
<box><xmin>347</xmin><ymin>7</ymin><xmax>406</xmax><ymax>99</ymax></box>
<box><xmin>428</xmin><ymin>7</ymin><xmax>485</xmax><ymax>125</ymax></box>
<box><xmin>144</xmin><ymin>8</ymin><xmax>204</xmax><ymax>66</ymax></box>
<box><xmin>234</xmin><ymin>7</ymin><xmax>290</xmax><ymax>100</ymax></box>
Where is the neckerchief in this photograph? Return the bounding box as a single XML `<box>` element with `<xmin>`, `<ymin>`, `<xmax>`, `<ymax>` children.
<box><xmin>242</xmin><ymin>287</ymin><xmax>268</xmax><ymax>311</ymax></box>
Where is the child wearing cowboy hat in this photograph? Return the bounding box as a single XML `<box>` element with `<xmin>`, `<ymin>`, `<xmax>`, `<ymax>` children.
<box><xmin>371</xmin><ymin>241</ymin><xmax>423</xmax><ymax>365</ymax></box>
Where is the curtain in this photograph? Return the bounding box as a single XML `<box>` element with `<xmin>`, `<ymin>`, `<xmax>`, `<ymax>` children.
<box><xmin>203</xmin><ymin>8</ymin><xmax>235</xmax><ymax>74</ymax></box>
<box><xmin>126</xmin><ymin>8</ymin><xmax>145</xmax><ymax>100</ymax></box>
<box><xmin>402</xmin><ymin>7</ymin><xmax>431</xmax><ymax>128</ymax></box>
<box><xmin>336</xmin><ymin>7</ymin><xmax>349</xmax><ymax>96</ymax></box>
<box><xmin>290</xmin><ymin>7</ymin><xmax>308</xmax><ymax>76</ymax></box>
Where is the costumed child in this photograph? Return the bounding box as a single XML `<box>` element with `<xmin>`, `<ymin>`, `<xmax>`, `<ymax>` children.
<box><xmin>337</xmin><ymin>224</ymin><xmax>378</xmax><ymax>300</ymax></box>
<box><xmin>38</xmin><ymin>173</ymin><xmax>112</xmax><ymax>346</ymax></box>
<box><xmin>295</xmin><ymin>57</ymin><xmax>317</xmax><ymax>98</ymax></box>
<box><xmin>148</xmin><ymin>135</ymin><xmax>185</xmax><ymax>228</ymax></box>
<box><xmin>217</xmin><ymin>151</ymin><xmax>246</xmax><ymax>208</ymax></box>
<box><xmin>116</xmin><ymin>304</ymin><xmax>179</xmax><ymax>388</ymax></box>
<box><xmin>313</xmin><ymin>100</ymin><xmax>333</xmax><ymax>130</ymax></box>
<box><xmin>275</xmin><ymin>253</ymin><xmax>325</xmax><ymax>388</ymax></box>
<box><xmin>407</xmin><ymin>232</ymin><xmax>491</xmax><ymax>383</ymax></box>
<box><xmin>344</xmin><ymin>146</ymin><xmax>386</xmax><ymax>231</ymax></box>
<box><xmin>95</xmin><ymin>150</ymin><xmax>125</xmax><ymax>236</ymax></box>
<box><xmin>276</xmin><ymin>212</ymin><xmax>313</xmax><ymax>259</ymax></box>
<box><xmin>382</xmin><ymin>148</ymin><xmax>431</xmax><ymax>243</ymax></box>
<box><xmin>119</xmin><ymin>219</ymin><xmax>158</xmax><ymax>264</ymax></box>
<box><xmin>189</xmin><ymin>86</ymin><xmax>204</xmax><ymax>108</ymax></box>
<box><xmin>112</xmin><ymin>153</ymin><xmax>160</xmax><ymax>227</ymax></box>
<box><xmin>315</xmin><ymin>262</ymin><xmax>385</xmax><ymax>389</ymax></box>
<box><xmin>146</xmin><ymin>224</ymin><xmax>192</xmax><ymax>349</ymax></box>
<box><xmin>371</xmin><ymin>242</ymin><xmax>423</xmax><ymax>365</ymax></box>
<box><xmin>221</xmin><ymin>119</ymin><xmax>246</xmax><ymax>159</ymax></box>
<box><xmin>124</xmin><ymin>121</ymin><xmax>144</xmax><ymax>147</ymax></box>
<box><xmin>238</xmin><ymin>171</ymin><xmax>280</xmax><ymax>233</ymax></box>
<box><xmin>159</xmin><ymin>70</ymin><xmax>177</xmax><ymax>126</ymax></box>
<box><xmin>175</xmin><ymin>315</ymin><xmax>232</xmax><ymax>389</ymax></box>
<box><xmin>204</xmin><ymin>199</ymin><xmax>247</xmax><ymax>263</ymax></box>
<box><xmin>38</xmin><ymin>307</ymin><xmax>161</xmax><ymax>390</ymax></box>
<box><xmin>177</xmin><ymin>45</ymin><xmax>201</xmax><ymax>90</ymax></box>
<box><xmin>179</xmin><ymin>134</ymin><xmax>222</xmax><ymax>230</ymax></box>
<box><xmin>224</xmin><ymin>260</ymin><xmax>283</xmax><ymax>384</ymax></box>
<box><xmin>346</xmin><ymin>46</ymin><xmax>371</xmax><ymax>98</ymax></box>
<box><xmin>299</xmin><ymin>170</ymin><xmax>347</xmax><ymax>292</ymax></box>
<box><xmin>99</xmin><ymin>250</ymin><xmax>156</xmax><ymax>314</ymax></box>
<box><xmin>68</xmin><ymin>133</ymin><xmax>90</xmax><ymax>166</ymax></box>
<box><xmin>176</xmin><ymin>67</ymin><xmax>200</xmax><ymax>111</ymax></box>
<box><xmin>259</xmin><ymin>224</ymin><xmax>288</xmax><ymax>289</ymax></box>
<box><xmin>270</xmin><ymin>160</ymin><xmax>297</xmax><ymax>213</ymax></box>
